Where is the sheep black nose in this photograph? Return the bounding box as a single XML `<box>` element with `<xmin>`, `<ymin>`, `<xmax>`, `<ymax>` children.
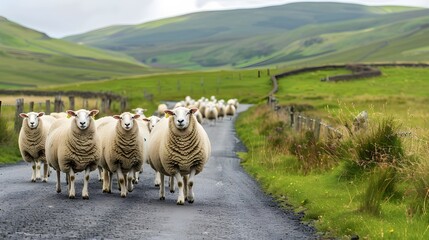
<box><xmin>30</xmin><ymin>122</ymin><xmax>35</xmax><ymax>125</ymax></box>
<box><xmin>80</xmin><ymin>122</ymin><xmax>85</xmax><ymax>126</ymax></box>
<box><xmin>125</xmin><ymin>123</ymin><xmax>130</xmax><ymax>127</ymax></box>
<box><xmin>178</xmin><ymin>119</ymin><xmax>184</xmax><ymax>124</ymax></box>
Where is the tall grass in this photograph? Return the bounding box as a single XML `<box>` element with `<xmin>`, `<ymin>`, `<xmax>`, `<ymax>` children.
<box><xmin>0</xmin><ymin>115</ymin><xmax>20</xmax><ymax>164</ymax></box>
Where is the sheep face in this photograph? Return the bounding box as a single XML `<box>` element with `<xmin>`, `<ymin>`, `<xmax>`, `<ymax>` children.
<box><xmin>19</xmin><ymin>112</ymin><xmax>44</xmax><ymax>129</ymax></box>
<box><xmin>67</xmin><ymin>109</ymin><xmax>99</xmax><ymax>130</ymax></box>
<box><xmin>165</xmin><ymin>107</ymin><xmax>197</xmax><ymax>130</ymax></box>
<box><xmin>113</xmin><ymin>112</ymin><xmax>140</xmax><ymax>131</ymax></box>
<box><xmin>143</xmin><ymin>116</ymin><xmax>161</xmax><ymax>132</ymax></box>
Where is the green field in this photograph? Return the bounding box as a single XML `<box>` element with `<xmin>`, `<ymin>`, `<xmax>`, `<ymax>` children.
<box><xmin>236</xmin><ymin>66</ymin><xmax>429</xmax><ymax>239</ymax></box>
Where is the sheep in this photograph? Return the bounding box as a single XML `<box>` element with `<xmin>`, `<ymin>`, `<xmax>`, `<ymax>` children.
<box><xmin>216</xmin><ymin>102</ymin><xmax>226</xmax><ymax>120</ymax></box>
<box><xmin>18</xmin><ymin>112</ymin><xmax>56</xmax><ymax>182</ymax></box>
<box><xmin>97</xmin><ymin>112</ymin><xmax>145</xmax><ymax>197</ymax></box>
<box><xmin>225</xmin><ymin>103</ymin><xmax>236</xmax><ymax>120</ymax></box>
<box><xmin>227</xmin><ymin>98</ymin><xmax>239</xmax><ymax>110</ymax></box>
<box><xmin>157</xmin><ymin>103</ymin><xmax>168</xmax><ymax>117</ymax></box>
<box><xmin>45</xmin><ymin>109</ymin><xmax>101</xmax><ymax>199</ymax></box>
<box><xmin>204</xmin><ymin>102</ymin><xmax>218</xmax><ymax>126</ymax></box>
<box><xmin>50</xmin><ymin>112</ymin><xmax>67</xmax><ymax>119</ymax></box>
<box><xmin>148</xmin><ymin>107</ymin><xmax>211</xmax><ymax>205</ymax></box>
<box><xmin>132</xmin><ymin>108</ymin><xmax>147</xmax><ymax>118</ymax></box>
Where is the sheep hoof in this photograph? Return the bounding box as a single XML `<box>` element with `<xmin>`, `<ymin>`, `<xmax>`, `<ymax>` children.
<box><xmin>82</xmin><ymin>195</ymin><xmax>89</xmax><ymax>200</ymax></box>
<box><xmin>121</xmin><ymin>194</ymin><xmax>127</xmax><ymax>198</ymax></box>
<box><xmin>42</xmin><ymin>179</ymin><xmax>47</xmax><ymax>183</ymax></box>
<box><xmin>98</xmin><ymin>179</ymin><xmax>103</xmax><ymax>182</ymax></box>
<box><xmin>56</xmin><ymin>189</ymin><xmax>61</xmax><ymax>193</ymax></box>
<box><xmin>36</xmin><ymin>177</ymin><xmax>41</xmax><ymax>180</ymax></box>
<box><xmin>154</xmin><ymin>184</ymin><xmax>160</xmax><ymax>187</ymax></box>
<box><xmin>102</xmin><ymin>189</ymin><xmax>108</xmax><ymax>193</ymax></box>
<box><xmin>170</xmin><ymin>190</ymin><xmax>175</xmax><ymax>193</ymax></box>
<box><xmin>69</xmin><ymin>195</ymin><xmax>75</xmax><ymax>199</ymax></box>
<box><xmin>132</xmin><ymin>179</ymin><xmax>138</xmax><ymax>184</ymax></box>
<box><xmin>160</xmin><ymin>196</ymin><xmax>165</xmax><ymax>200</ymax></box>
<box><xmin>31</xmin><ymin>179</ymin><xmax>36</xmax><ymax>183</ymax></box>
<box><xmin>188</xmin><ymin>199</ymin><xmax>194</xmax><ymax>204</ymax></box>
<box><xmin>176</xmin><ymin>200</ymin><xmax>185</xmax><ymax>205</ymax></box>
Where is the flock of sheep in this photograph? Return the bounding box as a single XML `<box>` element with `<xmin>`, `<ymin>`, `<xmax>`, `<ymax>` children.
<box><xmin>17</xmin><ymin>96</ymin><xmax>239</xmax><ymax>205</ymax></box>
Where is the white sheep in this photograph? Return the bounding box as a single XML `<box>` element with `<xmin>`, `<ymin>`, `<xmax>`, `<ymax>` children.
<box><xmin>132</xmin><ymin>108</ymin><xmax>147</xmax><ymax>118</ymax></box>
<box><xmin>18</xmin><ymin>112</ymin><xmax>56</xmax><ymax>182</ymax></box>
<box><xmin>148</xmin><ymin>107</ymin><xmax>211</xmax><ymax>205</ymax></box>
<box><xmin>46</xmin><ymin>109</ymin><xmax>101</xmax><ymax>199</ymax></box>
<box><xmin>97</xmin><ymin>112</ymin><xmax>145</xmax><ymax>197</ymax></box>
<box><xmin>157</xmin><ymin>103</ymin><xmax>168</xmax><ymax>117</ymax></box>
<box><xmin>50</xmin><ymin>112</ymin><xmax>67</xmax><ymax>119</ymax></box>
<box><xmin>216</xmin><ymin>102</ymin><xmax>226</xmax><ymax>120</ymax></box>
<box><xmin>204</xmin><ymin>102</ymin><xmax>218</xmax><ymax>126</ymax></box>
<box><xmin>225</xmin><ymin>103</ymin><xmax>236</xmax><ymax>120</ymax></box>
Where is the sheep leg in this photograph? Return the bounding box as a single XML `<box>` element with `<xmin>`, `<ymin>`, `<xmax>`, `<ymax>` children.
<box><xmin>117</xmin><ymin>167</ymin><xmax>127</xmax><ymax>198</ymax></box>
<box><xmin>82</xmin><ymin>167</ymin><xmax>90</xmax><ymax>200</ymax></box>
<box><xmin>174</xmin><ymin>172</ymin><xmax>185</xmax><ymax>205</ymax></box>
<box><xmin>97</xmin><ymin>166</ymin><xmax>103</xmax><ymax>182</ymax></box>
<box><xmin>42</xmin><ymin>161</ymin><xmax>49</xmax><ymax>182</ymax></box>
<box><xmin>169</xmin><ymin>176</ymin><xmax>175</xmax><ymax>193</ymax></box>
<box><xmin>68</xmin><ymin>168</ymin><xmax>76</xmax><ymax>199</ymax></box>
<box><xmin>133</xmin><ymin>170</ymin><xmax>139</xmax><ymax>185</ymax></box>
<box><xmin>159</xmin><ymin>173</ymin><xmax>165</xmax><ymax>200</ymax></box>
<box><xmin>187</xmin><ymin>168</ymin><xmax>196</xmax><ymax>203</ymax></box>
<box><xmin>183</xmin><ymin>175</ymin><xmax>188</xmax><ymax>201</ymax></box>
<box><xmin>127</xmin><ymin>169</ymin><xmax>134</xmax><ymax>192</ymax></box>
<box><xmin>31</xmin><ymin>161</ymin><xmax>37</xmax><ymax>182</ymax></box>
<box><xmin>35</xmin><ymin>160</ymin><xmax>42</xmax><ymax>180</ymax></box>
<box><xmin>102</xmin><ymin>169</ymin><xmax>111</xmax><ymax>193</ymax></box>
<box><xmin>154</xmin><ymin>171</ymin><xmax>161</xmax><ymax>187</ymax></box>
<box><xmin>55</xmin><ymin>170</ymin><xmax>61</xmax><ymax>193</ymax></box>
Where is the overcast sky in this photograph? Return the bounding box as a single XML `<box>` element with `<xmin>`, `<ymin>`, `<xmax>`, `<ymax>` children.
<box><xmin>0</xmin><ymin>0</ymin><xmax>428</xmax><ymax>38</ymax></box>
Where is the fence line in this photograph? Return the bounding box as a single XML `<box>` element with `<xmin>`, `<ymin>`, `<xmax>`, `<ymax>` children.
<box><xmin>267</xmin><ymin>63</ymin><xmax>429</xmax><ymax>142</ymax></box>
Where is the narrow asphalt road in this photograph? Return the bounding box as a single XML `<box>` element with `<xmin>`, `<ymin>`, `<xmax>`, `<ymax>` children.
<box><xmin>0</xmin><ymin>104</ymin><xmax>317</xmax><ymax>239</ymax></box>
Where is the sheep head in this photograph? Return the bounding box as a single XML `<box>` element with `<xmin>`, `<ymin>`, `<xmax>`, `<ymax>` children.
<box><xmin>66</xmin><ymin>109</ymin><xmax>99</xmax><ymax>130</ymax></box>
<box><xmin>143</xmin><ymin>116</ymin><xmax>161</xmax><ymax>132</ymax></box>
<box><xmin>132</xmin><ymin>108</ymin><xmax>147</xmax><ymax>115</ymax></box>
<box><xmin>165</xmin><ymin>107</ymin><xmax>197</xmax><ymax>130</ymax></box>
<box><xmin>19</xmin><ymin>112</ymin><xmax>44</xmax><ymax>129</ymax></box>
<box><xmin>113</xmin><ymin>112</ymin><xmax>140</xmax><ymax>131</ymax></box>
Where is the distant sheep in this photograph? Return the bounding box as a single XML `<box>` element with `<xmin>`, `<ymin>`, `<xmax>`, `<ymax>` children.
<box><xmin>157</xmin><ymin>103</ymin><xmax>168</xmax><ymax>117</ymax></box>
<box><xmin>132</xmin><ymin>108</ymin><xmax>147</xmax><ymax>118</ymax></box>
<box><xmin>225</xmin><ymin>103</ymin><xmax>236</xmax><ymax>120</ymax></box>
<box><xmin>148</xmin><ymin>107</ymin><xmax>211</xmax><ymax>205</ymax></box>
<box><xmin>97</xmin><ymin>112</ymin><xmax>145</xmax><ymax>197</ymax></box>
<box><xmin>18</xmin><ymin>112</ymin><xmax>56</xmax><ymax>182</ymax></box>
<box><xmin>204</xmin><ymin>102</ymin><xmax>218</xmax><ymax>126</ymax></box>
<box><xmin>46</xmin><ymin>109</ymin><xmax>101</xmax><ymax>199</ymax></box>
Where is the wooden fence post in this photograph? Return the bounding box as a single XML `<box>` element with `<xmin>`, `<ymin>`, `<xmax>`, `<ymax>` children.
<box><xmin>14</xmin><ymin>98</ymin><xmax>24</xmax><ymax>133</ymax></box>
<box><xmin>0</xmin><ymin>100</ymin><xmax>2</xmax><ymax>117</ymax></box>
<box><xmin>314</xmin><ymin>120</ymin><xmax>321</xmax><ymax>141</ymax></box>
<box><xmin>54</xmin><ymin>96</ymin><xmax>62</xmax><ymax>112</ymax></box>
<box><xmin>258</xmin><ymin>70</ymin><xmax>261</xmax><ymax>78</ymax></box>
<box><xmin>120</xmin><ymin>98</ymin><xmax>127</xmax><ymax>112</ymax></box>
<box><xmin>83</xmin><ymin>99</ymin><xmax>88</xmax><ymax>109</ymax></box>
<box><xmin>29</xmin><ymin>101</ymin><xmax>34</xmax><ymax>112</ymax></box>
<box><xmin>295</xmin><ymin>114</ymin><xmax>301</xmax><ymax>132</ymax></box>
<box><xmin>69</xmin><ymin>96</ymin><xmax>75</xmax><ymax>110</ymax></box>
<box><xmin>45</xmin><ymin>100</ymin><xmax>51</xmax><ymax>114</ymax></box>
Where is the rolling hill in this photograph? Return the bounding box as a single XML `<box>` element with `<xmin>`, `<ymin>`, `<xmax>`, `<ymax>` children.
<box><xmin>0</xmin><ymin>17</ymin><xmax>151</xmax><ymax>89</ymax></box>
<box><xmin>64</xmin><ymin>2</ymin><xmax>429</xmax><ymax>69</ymax></box>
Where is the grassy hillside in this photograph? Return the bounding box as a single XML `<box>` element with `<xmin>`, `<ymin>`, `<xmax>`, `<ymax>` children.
<box><xmin>0</xmin><ymin>17</ymin><xmax>153</xmax><ymax>88</ymax></box>
<box><xmin>64</xmin><ymin>3</ymin><xmax>427</xmax><ymax>69</ymax></box>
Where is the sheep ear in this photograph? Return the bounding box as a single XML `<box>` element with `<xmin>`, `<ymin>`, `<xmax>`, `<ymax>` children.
<box><xmin>89</xmin><ymin>110</ymin><xmax>99</xmax><ymax>117</ymax></box>
<box><xmin>19</xmin><ymin>113</ymin><xmax>28</xmax><ymax>118</ymax></box>
<box><xmin>66</xmin><ymin>110</ymin><xmax>76</xmax><ymax>117</ymax></box>
<box><xmin>113</xmin><ymin>115</ymin><xmax>121</xmax><ymax>120</ymax></box>
<box><xmin>164</xmin><ymin>110</ymin><xmax>175</xmax><ymax>116</ymax></box>
<box><xmin>133</xmin><ymin>114</ymin><xmax>141</xmax><ymax>119</ymax></box>
<box><xmin>189</xmin><ymin>108</ymin><xmax>198</xmax><ymax>114</ymax></box>
<box><xmin>38</xmin><ymin>112</ymin><xmax>45</xmax><ymax>117</ymax></box>
<box><xmin>142</xmin><ymin>118</ymin><xmax>150</xmax><ymax>122</ymax></box>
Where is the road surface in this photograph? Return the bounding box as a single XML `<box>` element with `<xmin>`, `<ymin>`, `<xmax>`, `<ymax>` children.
<box><xmin>0</xmin><ymin>104</ymin><xmax>317</xmax><ymax>239</ymax></box>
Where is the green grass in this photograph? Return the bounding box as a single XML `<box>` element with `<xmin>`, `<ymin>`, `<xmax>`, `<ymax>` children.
<box><xmin>236</xmin><ymin>104</ymin><xmax>429</xmax><ymax>239</ymax></box>
<box><xmin>44</xmin><ymin>69</ymin><xmax>272</xmax><ymax>113</ymax></box>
